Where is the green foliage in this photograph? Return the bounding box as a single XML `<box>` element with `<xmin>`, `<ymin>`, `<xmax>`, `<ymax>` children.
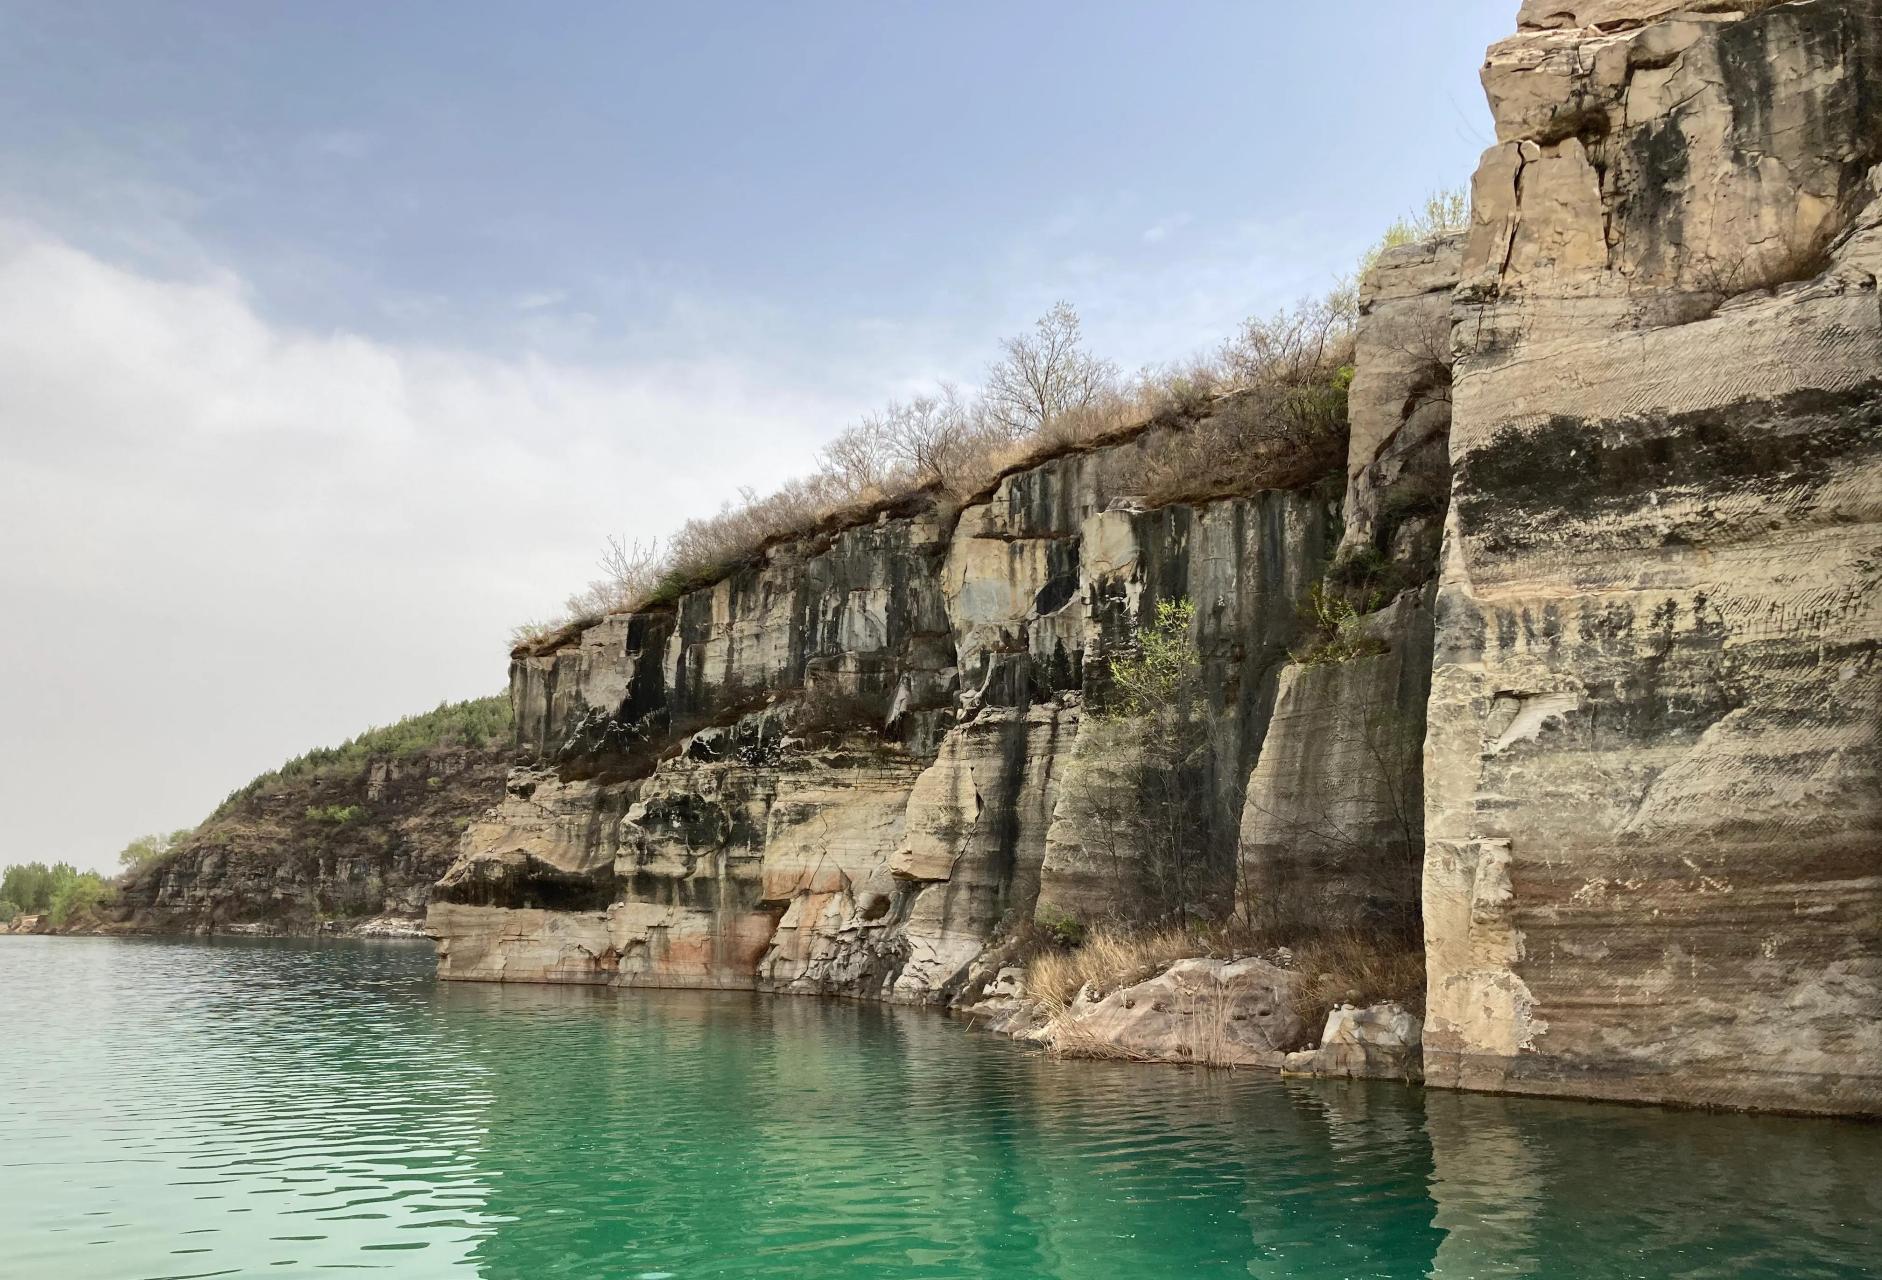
<box><xmin>1075</xmin><ymin>599</ymin><xmax>1233</xmax><ymax>921</ymax></box>
<box><xmin>304</xmin><ymin>804</ymin><xmax>366</xmax><ymax>825</ymax></box>
<box><xmin>1</xmin><ymin>861</ymin><xmax>119</xmax><ymax>926</ymax></box>
<box><xmin>118</xmin><ymin>829</ymin><xmax>193</xmax><ymax>872</ymax></box>
<box><xmin>1325</xmin><ymin>545</ymin><xmax>1411</xmax><ymax>604</ymax></box>
<box><xmin>1036</xmin><ymin>907</ymin><xmax>1086</xmax><ymax>949</ymax></box>
<box><xmin>48</xmin><ymin>870</ymin><xmax>111</xmax><ymax>927</ymax></box>
<box><xmin>1327</xmin><ymin>544</ymin><xmax>1391</xmax><ymax>589</ymax></box>
<box><xmin>1292</xmin><ymin>583</ymin><xmax>1390</xmax><ymax>667</ymax></box>
<box><xmin>1100</xmin><ymin>599</ymin><xmax>1200</xmax><ymax>719</ymax></box>
<box><xmin>1353</xmin><ymin>188</ymin><xmax>1471</xmax><ymax>285</ymax></box>
<box><xmin>216</xmin><ymin>695</ymin><xmax>510</xmax><ymax>815</ymax></box>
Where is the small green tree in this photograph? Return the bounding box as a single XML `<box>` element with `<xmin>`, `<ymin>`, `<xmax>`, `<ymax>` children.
<box><xmin>118</xmin><ymin>829</ymin><xmax>192</xmax><ymax>873</ymax></box>
<box><xmin>1101</xmin><ymin>599</ymin><xmax>1199</xmax><ymax>719</ymax></box>
<box><xmin>1069</xmin><ymin>598</ymin><xmax>1232</xmax><ymax>921</ymax></box>
<box><xmin>48</xmin><ymin>871</ymin><xmax>109</xmax><ymax>928</ymax></box>
<box><xmin>0</xmin><ymin>861</ymin><xmax>82</xmax><ymax>915</ymax></box>
<box><xmin>0</xmin><ymin>898</ymin><xmax>20</xmax><ymax>923</ymax></box>
<box><xmin>1292</xmin><ymin>583</ymin><xmax>1389</xmax><ymax>666</ymax></box>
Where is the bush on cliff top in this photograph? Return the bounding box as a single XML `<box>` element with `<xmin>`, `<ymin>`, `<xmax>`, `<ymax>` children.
<box><xmin>212</xmin><ymin>694</ymin><xmax>511</xmax><ymax>816</ymax></box>
<box><xmin>514</xmin><ymin>189</ymin><xmax>1471</xmax><ymax>653</ymax></box>
<box><xmin>119</xmin><ymin>830</ymin><xmax>193</xmax><ymax>872</ymax></box>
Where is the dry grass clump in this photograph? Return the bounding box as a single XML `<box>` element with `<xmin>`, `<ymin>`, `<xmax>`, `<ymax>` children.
<box><xmin>1023</xmin><ymin>923</ymin><xmax>1238</xmax><ymax>1011</ymax></box>
<box><xmin>1138</xmin><ymin>381</ymin><xmax>1349</xmax><ymax>508</ymax></box>
<box><xmin>1021</xmin><ymin>920</ymin><xmax>1425</xmax><ymax>1046</ymax></box>
<box><xmin>1287</xmin><ymin>929</ymin><xmax>1426</xmax><ymax>1034</ymax></box>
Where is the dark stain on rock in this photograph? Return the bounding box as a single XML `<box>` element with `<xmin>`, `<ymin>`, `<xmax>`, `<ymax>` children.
<box><xmin>1455</xmin><ymin>384</ymin><xmax>1882</xmax><ymax>556</ymax></box>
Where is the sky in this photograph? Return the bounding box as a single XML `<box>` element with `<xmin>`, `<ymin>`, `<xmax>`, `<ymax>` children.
<box><xmin>0</xmin><ymin>1</ymin><xmax>1513</xmax><ymax>873</ymax></box>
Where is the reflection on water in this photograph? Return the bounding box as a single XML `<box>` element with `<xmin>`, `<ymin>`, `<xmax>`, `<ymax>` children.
<box><xmin>2</xmin><ymin>935</ymin><xmax>1876</xmax><ymax>1279</ymax></box>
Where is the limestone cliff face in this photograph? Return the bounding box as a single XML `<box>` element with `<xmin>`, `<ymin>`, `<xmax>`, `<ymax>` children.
<box><xmin>1425</xmin><ymin>0</ymin><xmax>1882</xmax><ymax>1114</ymax></box>
<box><xmin>430</xmin><ymin>419</ymin><xmax>1345</xmax><ymax>1003</ymax></box>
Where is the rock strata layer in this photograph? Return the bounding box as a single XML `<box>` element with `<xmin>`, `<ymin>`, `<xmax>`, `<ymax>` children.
<box><xmin>426</xmin><ymin>0</ymin><xmax>1882</xmax><ymax>1116</ymax></box>
<box><xmin>1425</xmin><ymin>0</ymin><xmax>1882</xmax><ymax>1114</ymax></box>
<box><xmin>432</xmin><ymin>435</ymin><xmax>1349</xmax><ymax>1004</ymax></box>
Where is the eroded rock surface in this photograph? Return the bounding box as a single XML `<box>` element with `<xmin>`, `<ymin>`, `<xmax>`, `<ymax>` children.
<box><xmin>419</xmin><ymin>1</ymin><xmax>1882</xmax><ymax>1116</ymax></box>
<box><xmin>429</xmin><ymin>425</ymin><xmax>1338</xmax><ymax>1007</ymax></box>
<box><xmin>1425</xmin><ymin>0</ymin><xmax>1882</xmax><ymax>1114</ymax></box>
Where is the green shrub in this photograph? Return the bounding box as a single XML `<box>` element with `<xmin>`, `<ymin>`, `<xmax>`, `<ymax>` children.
<box><xmin>1036</xmin><ymin>907</ymin><xmax>1086</xmax><ymax>949</ymax></box>
<box><xmin>118</xmin><ymin>829</ymin><xmax>193</xmax><ymax>873</ymax></box>
<box><xmin>1098</xmin><ymin>599</ymin><xmax>1199</xmax><ymax>719</ymax></box>
<box><xmin>1292</xmin><ymin>583</ymin><xmax>1389</xmax><ymax>666</ymax></box>
<box><xmin>304</xmin><ymin>804</ymin><xmax>366</xmax><ymax>825</ymax></box>
<box><xmin>1</xmin><ymin>861</ymin><xmax>87</xmax><ymax>915</ymax></box>
<box><xmin>48</xmin><ymin>872</ymin><xmax>111</xmax><ymax>927</ymax></box>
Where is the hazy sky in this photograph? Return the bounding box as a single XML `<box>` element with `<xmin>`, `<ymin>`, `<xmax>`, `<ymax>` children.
<box><xmin>0</xmin><ymin>1</ymin><xmax>1512</xmax><ymax>872</ymax></box>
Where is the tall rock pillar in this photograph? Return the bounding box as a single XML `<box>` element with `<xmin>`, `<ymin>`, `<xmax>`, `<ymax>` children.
<box><xmin>1424</xmin><ymin>0</ymin><xmax>1882</xmax><ymax>1114</ymax></box>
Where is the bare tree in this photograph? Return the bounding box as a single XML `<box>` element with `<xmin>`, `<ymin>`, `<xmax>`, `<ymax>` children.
<box><xmin>983</xmin><ymin>302</ymin><xmax>1118</xmax><ymax>434</ymax></box>
<box><xmin>1219</xmin><ymin>296</ymin><xmax>1353</xmax><ymax>391</ymax></box>
<box><xmin>876</xmin><ymin>392</ymin><xmax>967</xmax><ymax>487</ymax></box>
<box><xmin>563</xmin><ymin>535</ymin><xmax>666</xmax><ymax>618</ymax></box>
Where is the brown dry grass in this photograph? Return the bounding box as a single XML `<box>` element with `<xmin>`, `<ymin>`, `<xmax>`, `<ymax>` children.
<box><xmin>1287</xmin><ymin>929</ymin><xmax>1426</xmax><ymax>1033</ymax></box>
<box><xmin>1022</xmin><ymin>923</ymin><xmax>1244</xmax><ymax>1011</ymax></box>
<box><xmin>1022</xmin><ymin>921</ymin><xmax>1425</xmax><ymax>1053</ymax></box>
<box><xmin>513</xmin><ymin>298</ymin><xmax>1358</xmax><ymax>655</ymax></box>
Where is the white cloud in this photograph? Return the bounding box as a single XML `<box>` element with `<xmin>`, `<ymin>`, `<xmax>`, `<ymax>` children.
<box><xmin>0</xmin><ymin>225</ymin><xmax>855</xmax><ymax>869</ymax></box>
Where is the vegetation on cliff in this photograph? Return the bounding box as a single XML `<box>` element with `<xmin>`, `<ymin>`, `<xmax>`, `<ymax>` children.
<box><xmin>1028</xmin><ymin>599</ymin><xmax>1425</xmax><ymax>1038</ymax></box>
<box><xmin>513</xmin><ymin>191</ymin><xmax>1470</xmax><ymax>652</ymax></box>
<box><xmin>104</xmin><ymin>696</ymin><xmax>513</xmax><ymax>929</ymax></box>
<box><xmin>213</xmin><ymin>696</ymin><xmax>512</xmax><ymax>816</ymax></box>
<box><xmin>3</xmin><ymin>699</ymin><xmax>515</xmax><ymax>935</ymax></box>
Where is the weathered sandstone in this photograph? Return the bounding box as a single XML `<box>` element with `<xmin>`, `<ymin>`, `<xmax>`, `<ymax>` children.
<box><xmin>1040</xmin><ymin>958</ymin><xmax>1306</xmax><ymax>1068</ymax></box>
<box><xmin>1425</xmin><ymin>0</ymin><xmax>1882</xmax><ymax>1114</ymax></box>
<box><xmin>1284</xmin><ymin>1002</ymin><xmax>1425</xmax><ymax>1083</ymax></box>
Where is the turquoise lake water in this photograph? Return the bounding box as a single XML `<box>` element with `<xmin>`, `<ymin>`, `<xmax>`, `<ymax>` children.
<box><xmin>1</xmin><ymin>934</ymin><xmax>1876</xmax><ymax>1279</ymax></box>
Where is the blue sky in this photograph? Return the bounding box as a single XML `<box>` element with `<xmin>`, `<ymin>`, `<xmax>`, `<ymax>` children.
<box><xmin>0</xmin><ymin>1</ymin><xmax>1512</xmax><ymax>869</ymax></box>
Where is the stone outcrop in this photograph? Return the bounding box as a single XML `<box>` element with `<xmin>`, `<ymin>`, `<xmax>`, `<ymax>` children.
<box><xmin>1038</xmin><ymin>958</ymin><xmax>1306</xmax><ymax>1067</ymax></box>
<box><xmin>116</xmin><ymin>745</ymin><xmax>510</xmax><ymax>934</ymax></box>
<box><xmin>1424</xmin><ymin>0</ymin><xmax>1882</xmax><ymax>1114</ymax></box>
<box><xmin>1237</xmin><ymin>591</ymin><xmax>1434</xmax><ymax>934</ymax></box>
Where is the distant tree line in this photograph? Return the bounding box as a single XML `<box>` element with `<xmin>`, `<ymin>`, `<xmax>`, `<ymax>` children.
<box><xmin>1</xmin><ymin>861</ymin><xmax>111</xmax><ymax>928</ymax></box>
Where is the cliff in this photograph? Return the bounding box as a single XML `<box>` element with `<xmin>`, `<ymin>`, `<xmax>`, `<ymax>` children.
<box><xmin>427</xmin><ymin>0</ymin><xmax>1881</xmax><ymax>1116</ymax></box>
<box><xmin>1425</xmin><ymin>0</ymin><xmax>1882</xmax><ymax>1113</ymax></box>
<box><xmin>428</xmin><ymin>430</ymin><xmax>1354</xmax><ymax>1000</ymax></box>
<box><xmin>116</xmin><ymin>698</ymin><xmax>512</xmax><ymax>934</ymax></box>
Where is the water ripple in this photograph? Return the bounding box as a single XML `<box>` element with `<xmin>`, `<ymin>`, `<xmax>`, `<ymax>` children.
<box><xmin>2</xmin><ymin>935</ymin><xmax>1878</xmax><ymax>1279</ymax></box>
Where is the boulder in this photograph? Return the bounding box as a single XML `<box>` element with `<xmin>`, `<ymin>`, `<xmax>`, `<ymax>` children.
<box><xmin>1284</xmin><ymin>1002</ymin><xmax>1424</xmax><ymax>1083</ymax></box>
<box><xmin>1045</xmin><ymin>957</ymin><xmax>1304</xmax><ymax>1067</ymax></box>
